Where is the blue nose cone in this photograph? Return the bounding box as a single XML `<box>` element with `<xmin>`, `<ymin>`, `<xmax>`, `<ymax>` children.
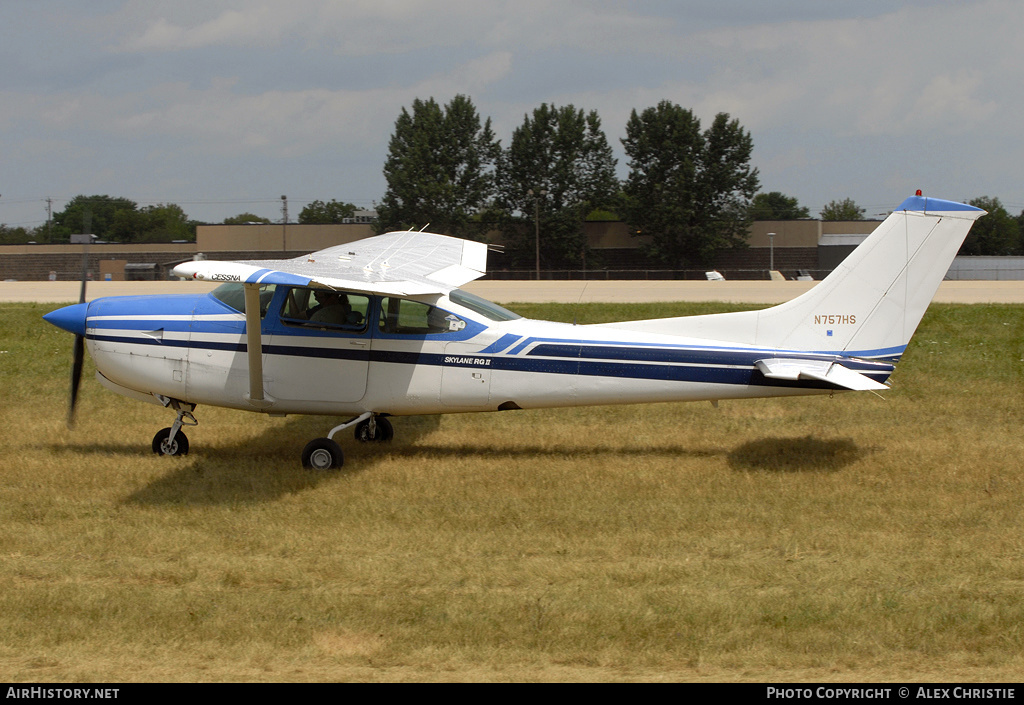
<box><xmin>43</xmin><ymin>302</ymin><xmax>89</xmax><ymax>337</ymax></box>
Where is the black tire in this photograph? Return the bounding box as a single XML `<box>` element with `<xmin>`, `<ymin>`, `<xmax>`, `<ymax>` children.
<box><xmin>301</xmin><ymin>437</ymin><xmax>344</xmax><ymax>470</ymax></box>
<box><xmin>152</xmin><ymin>427</ymin><xmax>189</xmax><ymax>456</ymax></box>
<box><xmin>355</xmin><ymin>416</ymin><xmax>394</xmax><ymax>443</ymax></box>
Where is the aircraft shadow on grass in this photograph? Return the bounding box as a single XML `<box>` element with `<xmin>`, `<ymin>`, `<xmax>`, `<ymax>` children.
<box><xmin>48</xmin><ymin>418</ymin><xmax>867</xmax><ymax>505</ymax></box>
<box><xmin>117</xmin><ymin>415</ymin><xmax>449</xmax><ymax>505</ymax></box>
<box><xmin>116</xmin><ymin>423</ymin><xmax>727</xmax><ymax>507</ymax></box>
<box><xmin>727</xmin><ymin>435</ymin><xmax>869</xmax><ymax>473</ymax></box>
<box><xmin>58</xmin><ymin>430</ymin><xmax>864</xmax><ymax>512</ymax></box>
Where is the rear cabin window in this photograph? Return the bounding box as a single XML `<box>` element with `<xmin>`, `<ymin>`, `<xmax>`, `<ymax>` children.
<box><xmin>449</xmin><ymin>288</ymin><xmax>521</xmax><ymax>321</ymax></box>
<box><xmin>378</xmin><ymin>297</ymin><xmax>463</xmax><ymax>335</ymax></box>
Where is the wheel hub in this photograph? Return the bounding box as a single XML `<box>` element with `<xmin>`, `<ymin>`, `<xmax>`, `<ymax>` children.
<box><xmin>309</xmin><ymin>448</ymin><xmax>333</xmax><ymax>469</ymax></box>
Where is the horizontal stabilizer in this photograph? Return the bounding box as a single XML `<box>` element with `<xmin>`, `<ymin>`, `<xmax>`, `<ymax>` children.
<box><xmin>755</xmin><ymin>358</ymin><xmax>889</xmax><ymax>391</ymax></box>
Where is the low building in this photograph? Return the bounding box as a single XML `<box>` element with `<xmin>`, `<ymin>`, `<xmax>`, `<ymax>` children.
<box><xmin>4</xmin><ymin>218</ymin><xmax>1015</xmax><ymax>282</ymax></box>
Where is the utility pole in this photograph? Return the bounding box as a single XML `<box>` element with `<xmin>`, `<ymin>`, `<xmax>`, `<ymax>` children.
<box><xmin>281</xmin><ymin>195</ymin><xmax>288</xmax><ymax>252</ymax></box>
<box><xmin>46</xmin><ymin>197</ymin><xmax>53</xmax><ymax>241</ymax></box>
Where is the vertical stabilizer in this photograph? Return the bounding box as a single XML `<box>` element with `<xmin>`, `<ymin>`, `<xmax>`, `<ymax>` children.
<box><xmin>598</xmin><ymin>196</ymin><xmax>985</xmax><ymax>359</ymax></box>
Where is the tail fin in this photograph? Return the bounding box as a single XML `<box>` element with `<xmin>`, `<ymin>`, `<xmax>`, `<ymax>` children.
<box><xmin>601</xmin><ymin>196</ymin><xmax>985</xmax><ymax>360</ymax></box>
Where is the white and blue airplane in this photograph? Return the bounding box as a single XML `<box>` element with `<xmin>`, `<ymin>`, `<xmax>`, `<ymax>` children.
<box><xmin>43</xmin><ymin>194</ymin><xmax>984</xmax><ymax>469</ymax></box>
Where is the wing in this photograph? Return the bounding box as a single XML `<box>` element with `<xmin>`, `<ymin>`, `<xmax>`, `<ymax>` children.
<box><xmin>172</xmin><ymin>230</ymin><xmax>488</xmax><ymax>296</ymax></box>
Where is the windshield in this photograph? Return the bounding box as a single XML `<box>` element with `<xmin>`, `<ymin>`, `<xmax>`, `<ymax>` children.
<box><xmin>211</xmin><ymin>282</ymin><xmax>246</xmax><ymax>312</ymax></box>
<box><xmin>211</xmin><ymin>282</ymin><xmax>275</xmax><ymax>317</ymax></box>
<box><xmin>449</xmin><ymin>288</ymin><xmax>521</xmax><ymax>321</ymax></box>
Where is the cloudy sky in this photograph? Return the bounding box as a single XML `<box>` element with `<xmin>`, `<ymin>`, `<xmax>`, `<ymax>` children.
<box><xmin>2</xmin><ymin>1</ymin><xmax>1022</xmax><ymax>229</ymax></box>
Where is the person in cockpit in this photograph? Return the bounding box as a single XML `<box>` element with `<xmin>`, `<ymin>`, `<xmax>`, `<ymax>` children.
<box><xmin>309</xmin><ymin>290</ymin><xmax>352</xmax><ymax>325</ymax></box>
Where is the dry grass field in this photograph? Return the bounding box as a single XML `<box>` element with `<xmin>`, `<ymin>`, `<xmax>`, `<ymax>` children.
<box><xmin>1</xmin><ymin>300</ymin><xmax>1022</xmax><ymax>682</ymax></box>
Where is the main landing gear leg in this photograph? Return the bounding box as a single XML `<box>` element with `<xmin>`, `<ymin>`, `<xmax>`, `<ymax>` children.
<box><xmin>355</xmin><ymin>414</ymin><xmax>394</xmax><ymax>443</ymax></box>
<box><xmin>300</xmin><ymin>412</ymin><xmax>393</xmax><ymax>470</ymax></box>
<box><xmin>153</xmin><ymin>401</ymin><xmax>197</xmax><ymax>457</ymax></box>
<box><xmin>300</xmin><ymin>413</ymin><xmax>365</xmax><ymax>471</ymax></box>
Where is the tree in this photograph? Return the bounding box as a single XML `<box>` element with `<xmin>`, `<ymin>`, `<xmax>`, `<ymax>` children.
<box><xmin>377</xmin><ymin>95</ymin><xmax>501</xmax><ymax>239</ymax></box>
<box><xmin>619</xmin><ymin>102</ymin><xmax>759</xmax><ymax>267</ymax></box>
<box><xmin>298</xmin><ymin>199</ymin><xmax>358</xmax><ymax>224</ymax></box>
<box><xmin>223</xmin><ymin>213</ymin><xmax>271</xmax><ymax>225</ymax></box>
<box><xmin>748</xmin><ymin>191</ymin><xmax>810</xmax><ymax>220</ymax></box>
<box><xmin>0</xmin><ymin>224</ymin><xmax>34</xmax><ymax>244</ymax></box>
<box><xmin>136</xmin><ymin>203</ymin><xmax>196</xmax><ymax>242</ymax></box>
<box><xmin>48</xmin><ymin>195</ymin><xmax>197</xmax><ymax>242</ymax></box>
<box><xmin>496</xmin><ymin>103</ymin><xmax>618</xmax><ymax>268</ymax></box>
<box><xmin>960</xmin><ymin>197</ymin><xmax>1020</xmax><ymax>255</ymax></box>
<box><xmin>820</xmin><ymin>198</ymin><xmax>865</xmax><ymax>221</ymax></box>
<box><xmin>51</xmin><ymin>195</ymin><xmax>139</xmax><ymax>242</ymax></box>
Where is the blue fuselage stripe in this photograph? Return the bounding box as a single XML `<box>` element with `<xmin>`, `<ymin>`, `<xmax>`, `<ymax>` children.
<box><xmin>88</xmin><ymin>331</ymin><xmax>892</xmax><ymax>389</ymax></box>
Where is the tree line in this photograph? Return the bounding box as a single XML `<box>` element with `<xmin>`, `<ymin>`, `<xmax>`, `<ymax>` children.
<box><xmin>0</xmin><ymin>195</ymin><xmax>363</xmax><ymax>246</ymax></box>
<box><xmin>3</xmin><ymin>95</ymin><xmax>1022</xmax><ymax>261</ymax></box>
<box><xmin>375</xmin><ymin>96</ymin><xmax>759</xmax><ymax>268</ymax></box>
<box><xmin>374</xmin><ymin>96</ymin><xmax>1024</xmax><ymax>264</ymax></box>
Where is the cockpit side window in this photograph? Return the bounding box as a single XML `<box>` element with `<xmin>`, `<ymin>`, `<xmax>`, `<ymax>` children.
<box><xmin>280</xmin><ymin>287</ymin><xmax>369</xmax><ymax>332</ymax></box>
<box><xmin>378</xmin><ymin>297</ymin><xmax>464</xmax><ymax>335</ymax></box>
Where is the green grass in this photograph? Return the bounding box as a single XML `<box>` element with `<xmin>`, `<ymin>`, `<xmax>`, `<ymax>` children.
<box><xmin>1</xmin><ymin>301</ymin><xmax>1022</xmax><ymax>681</ymax></box>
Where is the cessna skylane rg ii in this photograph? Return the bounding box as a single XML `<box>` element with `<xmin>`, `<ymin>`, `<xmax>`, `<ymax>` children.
<box><xmin>43</xmin><ymin>195</ymin><xmax>984</xmax><ymax>469</ymax></box>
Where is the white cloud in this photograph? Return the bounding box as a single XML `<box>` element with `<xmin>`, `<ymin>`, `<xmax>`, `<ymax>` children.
<box><xmin>5</xmin><ymin>0</ymin><xmax>1024</xmax><ymax>226</ymax></box>
<box><xmin>112</xmin><ymin>0</ymin><xmax>676</xmax><ymax>56</ymax></box>
<box><xmin>121</xmin><ymin>8</ymin><xmax>285</xmax><ymax>51</ymax></box>
<box><xmin>16</xmin><ymin>50</ymin><xmax>512</xmax><ymax>163</ymax></box>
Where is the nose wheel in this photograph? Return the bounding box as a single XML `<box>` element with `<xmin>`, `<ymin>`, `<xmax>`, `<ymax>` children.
<box><xmin>153</xmin><ymin>427</ymin><xmax>189</xmax><ymax>456</ymax></box>
<box><xmin>152</xmin><ymin>401</ymin><xmax>197</xmax><ymax>457</ymax></box>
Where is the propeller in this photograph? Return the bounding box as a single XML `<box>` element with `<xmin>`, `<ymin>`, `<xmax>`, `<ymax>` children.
<box><xmin>67</xmin><ymin>231</ymin><xmax>90</xmax><ymax>428</ymax></box>
<box><xmin>67</xmin><ymin>323</ymin><xmax>84</xmax><ymax>427</ymax></box>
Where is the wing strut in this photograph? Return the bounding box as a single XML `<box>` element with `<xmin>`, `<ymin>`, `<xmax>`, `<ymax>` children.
<box><xmin>243</xmin><ymin>284</ymin><xmax>272</xmax><ymax>409</ymax></box>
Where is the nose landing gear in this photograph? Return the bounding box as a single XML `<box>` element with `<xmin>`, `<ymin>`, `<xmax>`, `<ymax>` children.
<box><xmin>152</xmin><ymin>401</ymin><xmax>197</xmax><ymax>457</ymax></box>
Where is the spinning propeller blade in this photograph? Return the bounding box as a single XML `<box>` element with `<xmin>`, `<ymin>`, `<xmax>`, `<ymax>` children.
<box><xmin>67</xmin><ymin>234</ymin><xmax>90</xmax><ymax>428</ymax></box>
<box><xmin>68</xmin><ymin>332</ymin><xmax>84</xmax><ymax>427</ymax></box>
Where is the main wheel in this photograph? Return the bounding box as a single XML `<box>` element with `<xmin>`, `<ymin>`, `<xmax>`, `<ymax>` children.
<box><xmin>152</xmin><ymin>427</ymin><xmax>189</xmax><ymax>456</ymax></box>
<box><xmin>301</xmin><ymin>438</ymin><xmax>344</xmax><ymax>470</ymax></box>
<box><xmin>355</xmin><ymin>416</ymin><xmax>394</xmax><ymax>443</ymax></box>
